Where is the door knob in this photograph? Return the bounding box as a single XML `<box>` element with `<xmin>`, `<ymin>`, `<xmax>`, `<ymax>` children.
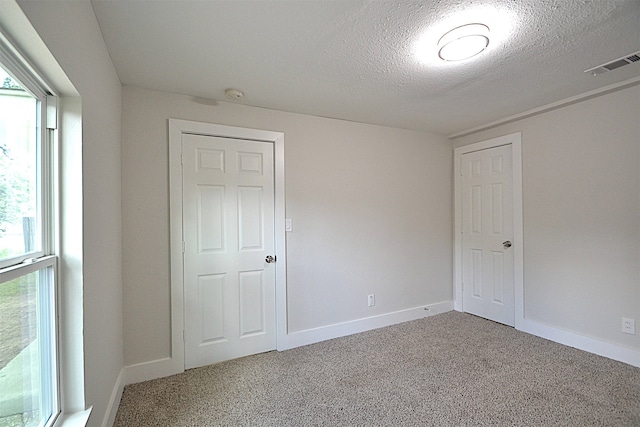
<box><xmin>265</xmin><ymin>255</ymin><xmax>276</xmax><ymax>263</ymax></box>
<box><xmin>503</xmin><ymin>241</ymin><xmax>512</xmax><ymax>248</ymax></box>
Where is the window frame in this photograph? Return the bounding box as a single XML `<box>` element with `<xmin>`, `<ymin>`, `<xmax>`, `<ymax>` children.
<box><xmin>0</xmin><ymin>33</ymin><xmax>61</xmax><ymax>426</ymax></box>
<box><xmin>0</xmin><ymin>46</ymin><xmax>53</xmax><ymax>270</ymax></box>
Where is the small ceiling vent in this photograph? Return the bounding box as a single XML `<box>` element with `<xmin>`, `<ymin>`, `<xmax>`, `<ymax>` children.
<box><xmin>585</xmin><ymin>51</ymin><xmax>640</xmax><ymax>76</ymax></box>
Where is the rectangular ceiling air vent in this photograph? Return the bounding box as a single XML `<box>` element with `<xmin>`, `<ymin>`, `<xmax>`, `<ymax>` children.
<box><xmin>585</xmin><ymin>51</ymin><xmax>640</xmax><ymax>76</ymax></box>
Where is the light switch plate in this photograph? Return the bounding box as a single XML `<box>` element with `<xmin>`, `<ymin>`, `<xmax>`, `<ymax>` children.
<box><xmin>285</xmin><ymin>218</ymin><xmax>292</xmax><ymax>232</ymax></box>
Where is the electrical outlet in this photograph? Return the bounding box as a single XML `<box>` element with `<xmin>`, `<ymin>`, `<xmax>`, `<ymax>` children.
<box><xmin>622</xmin><ymin>318</ymin><xmax>635</xmax><ymax>334</ymax></box>
<box><xmin>367</xmin><ymin>294</ymin><xmax>375</xmax><ymax>307</ymax></box>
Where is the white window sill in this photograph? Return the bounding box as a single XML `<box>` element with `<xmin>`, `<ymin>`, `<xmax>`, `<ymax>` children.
<box><xmin>53</xmin><ymin>407</ymin><xmax>92</xmax><ymax>427</ymax></box>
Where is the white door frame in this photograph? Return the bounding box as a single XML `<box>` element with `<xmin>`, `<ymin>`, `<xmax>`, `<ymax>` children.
<box><xmin>169</xmin><ymin>119</ymin><xmax>287</xmax><ymax>372</ymax></box>
<box><xmin>453</xmin><ymin>132</ymin><xmax>524</xmax><ymax>330</ymax></box>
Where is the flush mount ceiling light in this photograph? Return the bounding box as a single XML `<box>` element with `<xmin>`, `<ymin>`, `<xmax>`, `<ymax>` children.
<box><xmin>437</xmin><ymin>23</ymin><xmax>490</xmax><ymax>61</ymax></box>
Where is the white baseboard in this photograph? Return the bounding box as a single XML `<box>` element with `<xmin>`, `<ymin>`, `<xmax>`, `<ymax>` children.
<box><xmin>121</xmin><ymin>301</ymin><xmax>455</xmax><ymax>389</ymax></box>
<box><xmin>123</xmin><ymin>357</ymin><xmax>183</xmax><ymax>386</ymax></box>
<box><xmin>280</xmin><ymin>301</ymin><xmax>453</xmax><ymax>350</ymax></box>
<box><xmin>106</xmin><ymin>305</ymin><xmax>639</xmax><ymax>426</ymax></box>
<box><xmin>520</xmin><ymin>318</ymin><xmax>640</xmax><ymax>368</ymax></box>
<box><xmin>101</xmin><ymin>369</ymin><xmax>124</xmax><ymax>427</ymax></box>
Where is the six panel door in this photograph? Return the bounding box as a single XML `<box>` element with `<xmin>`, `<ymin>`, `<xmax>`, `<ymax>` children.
<box><xmin>182</xmin><ymin>133</ymin><xmax>276</xmax><ymax>369</ymax></box>
<box><xmin>461</xmin><ymin>144</ymin><xmax>515</xmax><ymax>326</ymax></box>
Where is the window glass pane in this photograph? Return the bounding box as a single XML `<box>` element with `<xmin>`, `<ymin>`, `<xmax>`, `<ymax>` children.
<box><xmin>0</xmin><ymin>266</ymin><xmax>57</xmax><ymax>427</ymax></box>
<box><xmin>0</xmin><ymin>67</ymin><xmax>40</xmax><ymax>262</ymax></box>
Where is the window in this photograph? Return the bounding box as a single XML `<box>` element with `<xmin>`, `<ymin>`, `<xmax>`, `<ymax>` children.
<box><xmin>0</xmin><ymin>55</ymin><xmax>59</xmax><ymax>426</ymax></box>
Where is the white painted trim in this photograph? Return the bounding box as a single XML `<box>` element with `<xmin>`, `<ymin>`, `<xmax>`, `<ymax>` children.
<box><xmin>453</xmin><ymin>133</ymin><xmax>524</xmax><ymax>328</ymax></box>
<box><xmin>521</xmin><ymin>319</ymin><xmax>640</xmax><ymax>368</ymax></box>
<box><xmin>511</xmin><ymin>139</ymin><xmax>524</xmax><ymax>330</ymax></box>
<box><xmin>168</xmin><ymin>119</ymin><xmax>287</xmax><ymax>375</ymax></box>
<box><xmin>53</xmin><ymin>408</ymin><xmax>92</xmax><ymax>427</ymax></box>
<box><xmin>122</xmin><ymin>357</ymin><xmax>178</xmax><ymax>386</ymax></box>
<box><xmin>122</xmin><ymin>302</ymin><xmax>453</xmax><ymax>384</ymax></box>
<box><xmin>100</xmin><ymin>369</ymin><xmax>124</xmax><ymax>427</ymax></box>
<box><xmin>273</xmin><ymin>129</ymin><xmax>288</xmax><ymax>351</ymax></box>
<box><xmin>168</xmin><ymin>121</ymin><xmax>186</xmax><ymax>377</ymax></box>
<box><xmin>447</xmin><ymin>76</ymin><xmax>640</xmax><ymax>138</ymax></box>
<box><xmin>282</xmin><ymin>301</ymin><xmax>453</xmax><ymax>350</ymax></box>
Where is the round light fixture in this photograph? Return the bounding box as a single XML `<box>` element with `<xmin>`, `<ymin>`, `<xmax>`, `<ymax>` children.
<box><xmin>437</xmin><ymin>23</ymin><xmax>490</xmax><ymax>62</ymax></box>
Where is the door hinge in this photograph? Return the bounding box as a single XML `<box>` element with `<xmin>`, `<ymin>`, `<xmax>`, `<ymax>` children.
<box><xmin>181</xmin><ymin>152</ymin><xmax>184</xmax><ymax>165</ymax></box>
<box><xmin>182</xmin><ymin>241</ymin><xmax>185</xmax><ymax>253</ymax></box>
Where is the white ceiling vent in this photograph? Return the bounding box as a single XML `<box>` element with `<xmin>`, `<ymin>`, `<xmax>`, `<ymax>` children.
<box><xmin>585</xmin><ymin>52</ymin><xmax>640</xmax><ymax>76</ymax></box>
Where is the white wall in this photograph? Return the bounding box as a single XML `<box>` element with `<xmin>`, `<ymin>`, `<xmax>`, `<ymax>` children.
<box><xmin>17</xmin><ymin>2</ymin><xmax>124</xmax><ymax>426</ymax></box>
<box><xmin>121</xmin><ymin>86</ymin><xmax>452</xmax><ymax>366</ymax></box>
<box><xmin>454</xmin><ymin>85</ymin><xmax>640</xmax><ymax>351</ymax></box>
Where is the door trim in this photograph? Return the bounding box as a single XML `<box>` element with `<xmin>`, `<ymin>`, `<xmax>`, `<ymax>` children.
<box><xmin>168</xmin><ymin>119</ymin><xmax>287</xmax><ymax>372</ymax></box>
<box><xmin>453</xmin><ymin>132</ymin><xmax>523</xmax><ymax>329</ymax></box>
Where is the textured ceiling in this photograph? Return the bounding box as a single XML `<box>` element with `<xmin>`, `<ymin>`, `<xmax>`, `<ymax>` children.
<box><xmin>91</xmin><ymin>0</ymin><xmax>640</xmax><ymax>136</ymax></box>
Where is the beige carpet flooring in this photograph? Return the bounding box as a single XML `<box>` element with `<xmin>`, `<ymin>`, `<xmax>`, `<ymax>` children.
<box><xmin>114</xmin><ymin>312</ymin><xmax>640</xmax><ymax>426</ymax></box>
